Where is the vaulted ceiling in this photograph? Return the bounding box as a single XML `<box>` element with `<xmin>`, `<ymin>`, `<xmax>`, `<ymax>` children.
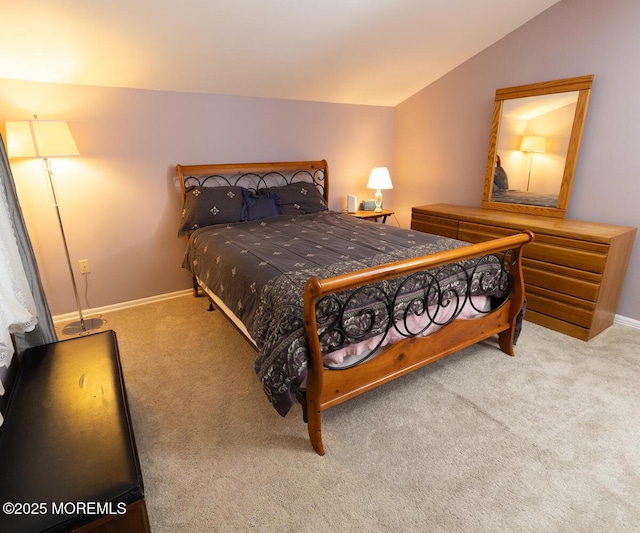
<box><xmin>1</xmin><ymin>0</ymin><xmax>561</xmax><ymax>106</ymax></box>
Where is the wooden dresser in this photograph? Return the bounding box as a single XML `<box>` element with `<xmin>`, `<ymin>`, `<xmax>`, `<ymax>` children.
<box><xmin>411</xmin><ymin>204</ymin><xmax>636</xmax><ymax>340</ymax></box>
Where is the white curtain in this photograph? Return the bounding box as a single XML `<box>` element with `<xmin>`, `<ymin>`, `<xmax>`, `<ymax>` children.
<box><xmin>0</xmin><ymin>134</ymin><xmax>56</xmax><ymax>426</ymax></box>
<box><xmin>0</xmin><ymin>168</ymin><xmax>37</xmax><ymax>368</ymax></box>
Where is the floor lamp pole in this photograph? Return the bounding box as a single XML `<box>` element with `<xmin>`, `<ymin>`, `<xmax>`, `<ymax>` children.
<box><xmin>525</xmin><ymin>152</ymin><xmax>535</xmax><ymax>192</ymax></box>
<box><xmin>44</xmin><ymin>158</ymin><xmax>90</xmax><ymax>334</ymax></box>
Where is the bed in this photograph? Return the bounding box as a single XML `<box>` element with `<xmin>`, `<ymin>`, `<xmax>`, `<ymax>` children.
<box><xmin>176</xmin><ymin>160</ymin><xmax>533</xmax><ymax>455</ymax></box>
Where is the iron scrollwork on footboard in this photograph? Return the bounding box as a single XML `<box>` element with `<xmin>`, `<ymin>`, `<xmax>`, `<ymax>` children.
<box><xmin>315</xmin><ymin>249</ymin><xmax>519</xmax><ymax>369</ymax></box>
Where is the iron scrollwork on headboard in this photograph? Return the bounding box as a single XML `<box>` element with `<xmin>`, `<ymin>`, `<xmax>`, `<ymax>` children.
<box><xmin>315</xmin><ymin>248</ymin><xmax>518</xmax><ymax>370</ymax></box>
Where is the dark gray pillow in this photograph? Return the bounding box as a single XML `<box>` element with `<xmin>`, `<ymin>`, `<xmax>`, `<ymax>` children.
<box><xmin>241</xmin><ymin>189</ymin><xmax>283</xmax><ymax>221</ymax></box>
<box><xmin>178</xmin><ymin>186</ymin><xmax>244</xmax><ymax>236</ymax></box>
<box><xmin>260</xmin><ymin>182</ymin><xmax>327</xmax><ymax>215</ymax></box>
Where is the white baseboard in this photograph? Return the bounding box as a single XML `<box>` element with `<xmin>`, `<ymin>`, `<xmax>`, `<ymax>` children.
<box><xmin>614</xmin><ymin>314</ymin><xmax>640</xmax><ymax>330</ymax></box>
<box><xmin>53</xmin><ymin>289</ymin><xmax>193</xmax><ymax>324</ymax></box>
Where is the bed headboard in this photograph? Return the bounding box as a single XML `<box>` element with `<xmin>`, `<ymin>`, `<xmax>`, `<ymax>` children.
<box><xmin>176</xmin><ymin>160</ymin><xmax>329</xmax><ymax>204</ymax></box>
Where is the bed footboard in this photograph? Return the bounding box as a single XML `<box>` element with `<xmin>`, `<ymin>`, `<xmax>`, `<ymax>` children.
<box><xmin>302</xmin><ymin>231</ymin><xmax>534</xmax><ymax>455</ymax></box>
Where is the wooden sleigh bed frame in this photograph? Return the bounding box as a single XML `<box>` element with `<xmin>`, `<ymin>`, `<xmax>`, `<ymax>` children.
<box><xmin>176</xmin><ymin>160</ymin><xmax>534</xmax><ymax>455</ymax></box>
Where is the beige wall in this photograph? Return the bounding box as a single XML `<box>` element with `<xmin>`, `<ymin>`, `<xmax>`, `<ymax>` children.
<box><xmin>0</xmin><ymin>80</ymin><xmax>394</xmax><ymax>315</ymax></box>
<box><xmin>393</xmin><ymin>0</ymin><xmax>640</xmax><ymax>321</ymax></box>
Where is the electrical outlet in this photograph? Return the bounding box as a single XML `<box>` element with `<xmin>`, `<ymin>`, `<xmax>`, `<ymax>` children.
<box><xmin>78</xmin><ymin>259</ymin><xmax>91</xmax><ymax>274</ymax></box>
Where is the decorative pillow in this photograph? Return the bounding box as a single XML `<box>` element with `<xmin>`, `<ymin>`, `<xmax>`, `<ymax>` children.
<box><xmin>260</xmin><ymin>182</ymin><xmax>327</xmax><ymax>215</ymax></box>
<box><xmin>241</xmin><ymin>189</ymin><xmax>283</xmax><ymax>221</ymax></box>
<box><xmin>178</xmin><ymin>186</ymin><xmax>244</xmax><ymax>236</ymax></box>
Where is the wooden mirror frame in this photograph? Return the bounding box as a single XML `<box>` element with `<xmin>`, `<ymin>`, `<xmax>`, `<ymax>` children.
<box><xmin>482</xmin><ymin>75</ymin><xmax>593</xmax><ymax>218</ymax></box>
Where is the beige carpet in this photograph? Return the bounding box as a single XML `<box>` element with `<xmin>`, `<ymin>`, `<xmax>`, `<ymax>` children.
<box><xmin>61</xmin><ymin>296</ymin><xmax>640</xmax><ymax>532</ymax></box>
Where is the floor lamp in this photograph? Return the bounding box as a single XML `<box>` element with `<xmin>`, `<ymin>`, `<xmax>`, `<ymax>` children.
<box><xmin>6</xmin><ymin>118</ymin><xmax>104</xmax><ymax>335</ymax></box>
<box><xmin>520</xmin><ymin>135</ymin><xmax>546</xmax><ymax>192</ymax></box>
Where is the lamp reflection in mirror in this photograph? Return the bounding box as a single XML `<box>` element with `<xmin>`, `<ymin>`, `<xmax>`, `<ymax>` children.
<box><xmin>367</xmin><ymin>167</ymin><xmax>393</xmax><ymax>213</ymax></box>
<box><xmin>520</xmin><ymin>135</ymin><xmax>546</xmax><ymax>192</ymax></box>
<box><xmin>6</xmin><ymin>117</ymin><xmax>104</xmax><ymax>335</ymax></box>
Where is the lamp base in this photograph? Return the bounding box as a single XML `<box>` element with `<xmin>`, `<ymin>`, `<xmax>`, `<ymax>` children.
<box><xmin>374</xmin><ymin>189</ymin><xmax>383</xmax><ymax>212</ymax></box>
<box><xmin>62</xmin><ymin>317</ymin><xmax>106</xmax><ymax>336</ymax></box>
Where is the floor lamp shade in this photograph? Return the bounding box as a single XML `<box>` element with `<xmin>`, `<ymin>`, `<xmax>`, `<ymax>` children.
<box><xmin>6</xmin><ymin>120</ymin><xmax>79</xmax><ymax>158</ymax></box>
<box><xmin>520</xmin><ymin>135</ymin><xmax>546</xmax><ymax>153</ymax></box>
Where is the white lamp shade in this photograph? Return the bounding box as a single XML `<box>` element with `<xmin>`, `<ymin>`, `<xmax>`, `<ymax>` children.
<box><xmin>520</xmin><ymin>135</ymin><xmax>546</xmax><ymax>153</ymax></box>
<box><xmin>367</xmin><ymin>167</ymin><xmax>393</xmax><ymax>190</ymax></box>
<box><xmin>6</xmin><ymin>120</ymin><xmax>79</xmax><ymax>158</ymax></box>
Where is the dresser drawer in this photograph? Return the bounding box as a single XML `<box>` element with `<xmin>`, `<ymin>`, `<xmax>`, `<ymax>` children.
<box><xmin>458</xmin><ymin>221</ymin><xmax>609</xmax><ymax>273</ymax></box>
<box><xmin>523</xmin><ymin>259</ymin><xmax>601</xmax><ymax>301</ymax></box>
<box><xmin>525</xmin><ymin>286</ymin><xmax>596</xmax><ymax>329</ymax></box>
<box><xmin>410</xmin><ymin>212</ymin><xmax>458</xmax><ymax>239</ymax></box>
<box><xmin>525</xmin><ymin>309</ymin><xmax>591</xmax><ymax>341</ymax></box>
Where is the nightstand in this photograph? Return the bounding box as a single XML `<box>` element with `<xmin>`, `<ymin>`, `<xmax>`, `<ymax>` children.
<box><xmin>348</xmin><ymin>209</ymin><xmax>394</xmax><ymax>223</ymax></box>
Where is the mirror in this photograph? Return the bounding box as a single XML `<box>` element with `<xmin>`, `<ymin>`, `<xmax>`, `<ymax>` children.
<box><xmin>482</xmin><ymin>75</ymin><xmax>593</xmax><ymax>218</ymax></box>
